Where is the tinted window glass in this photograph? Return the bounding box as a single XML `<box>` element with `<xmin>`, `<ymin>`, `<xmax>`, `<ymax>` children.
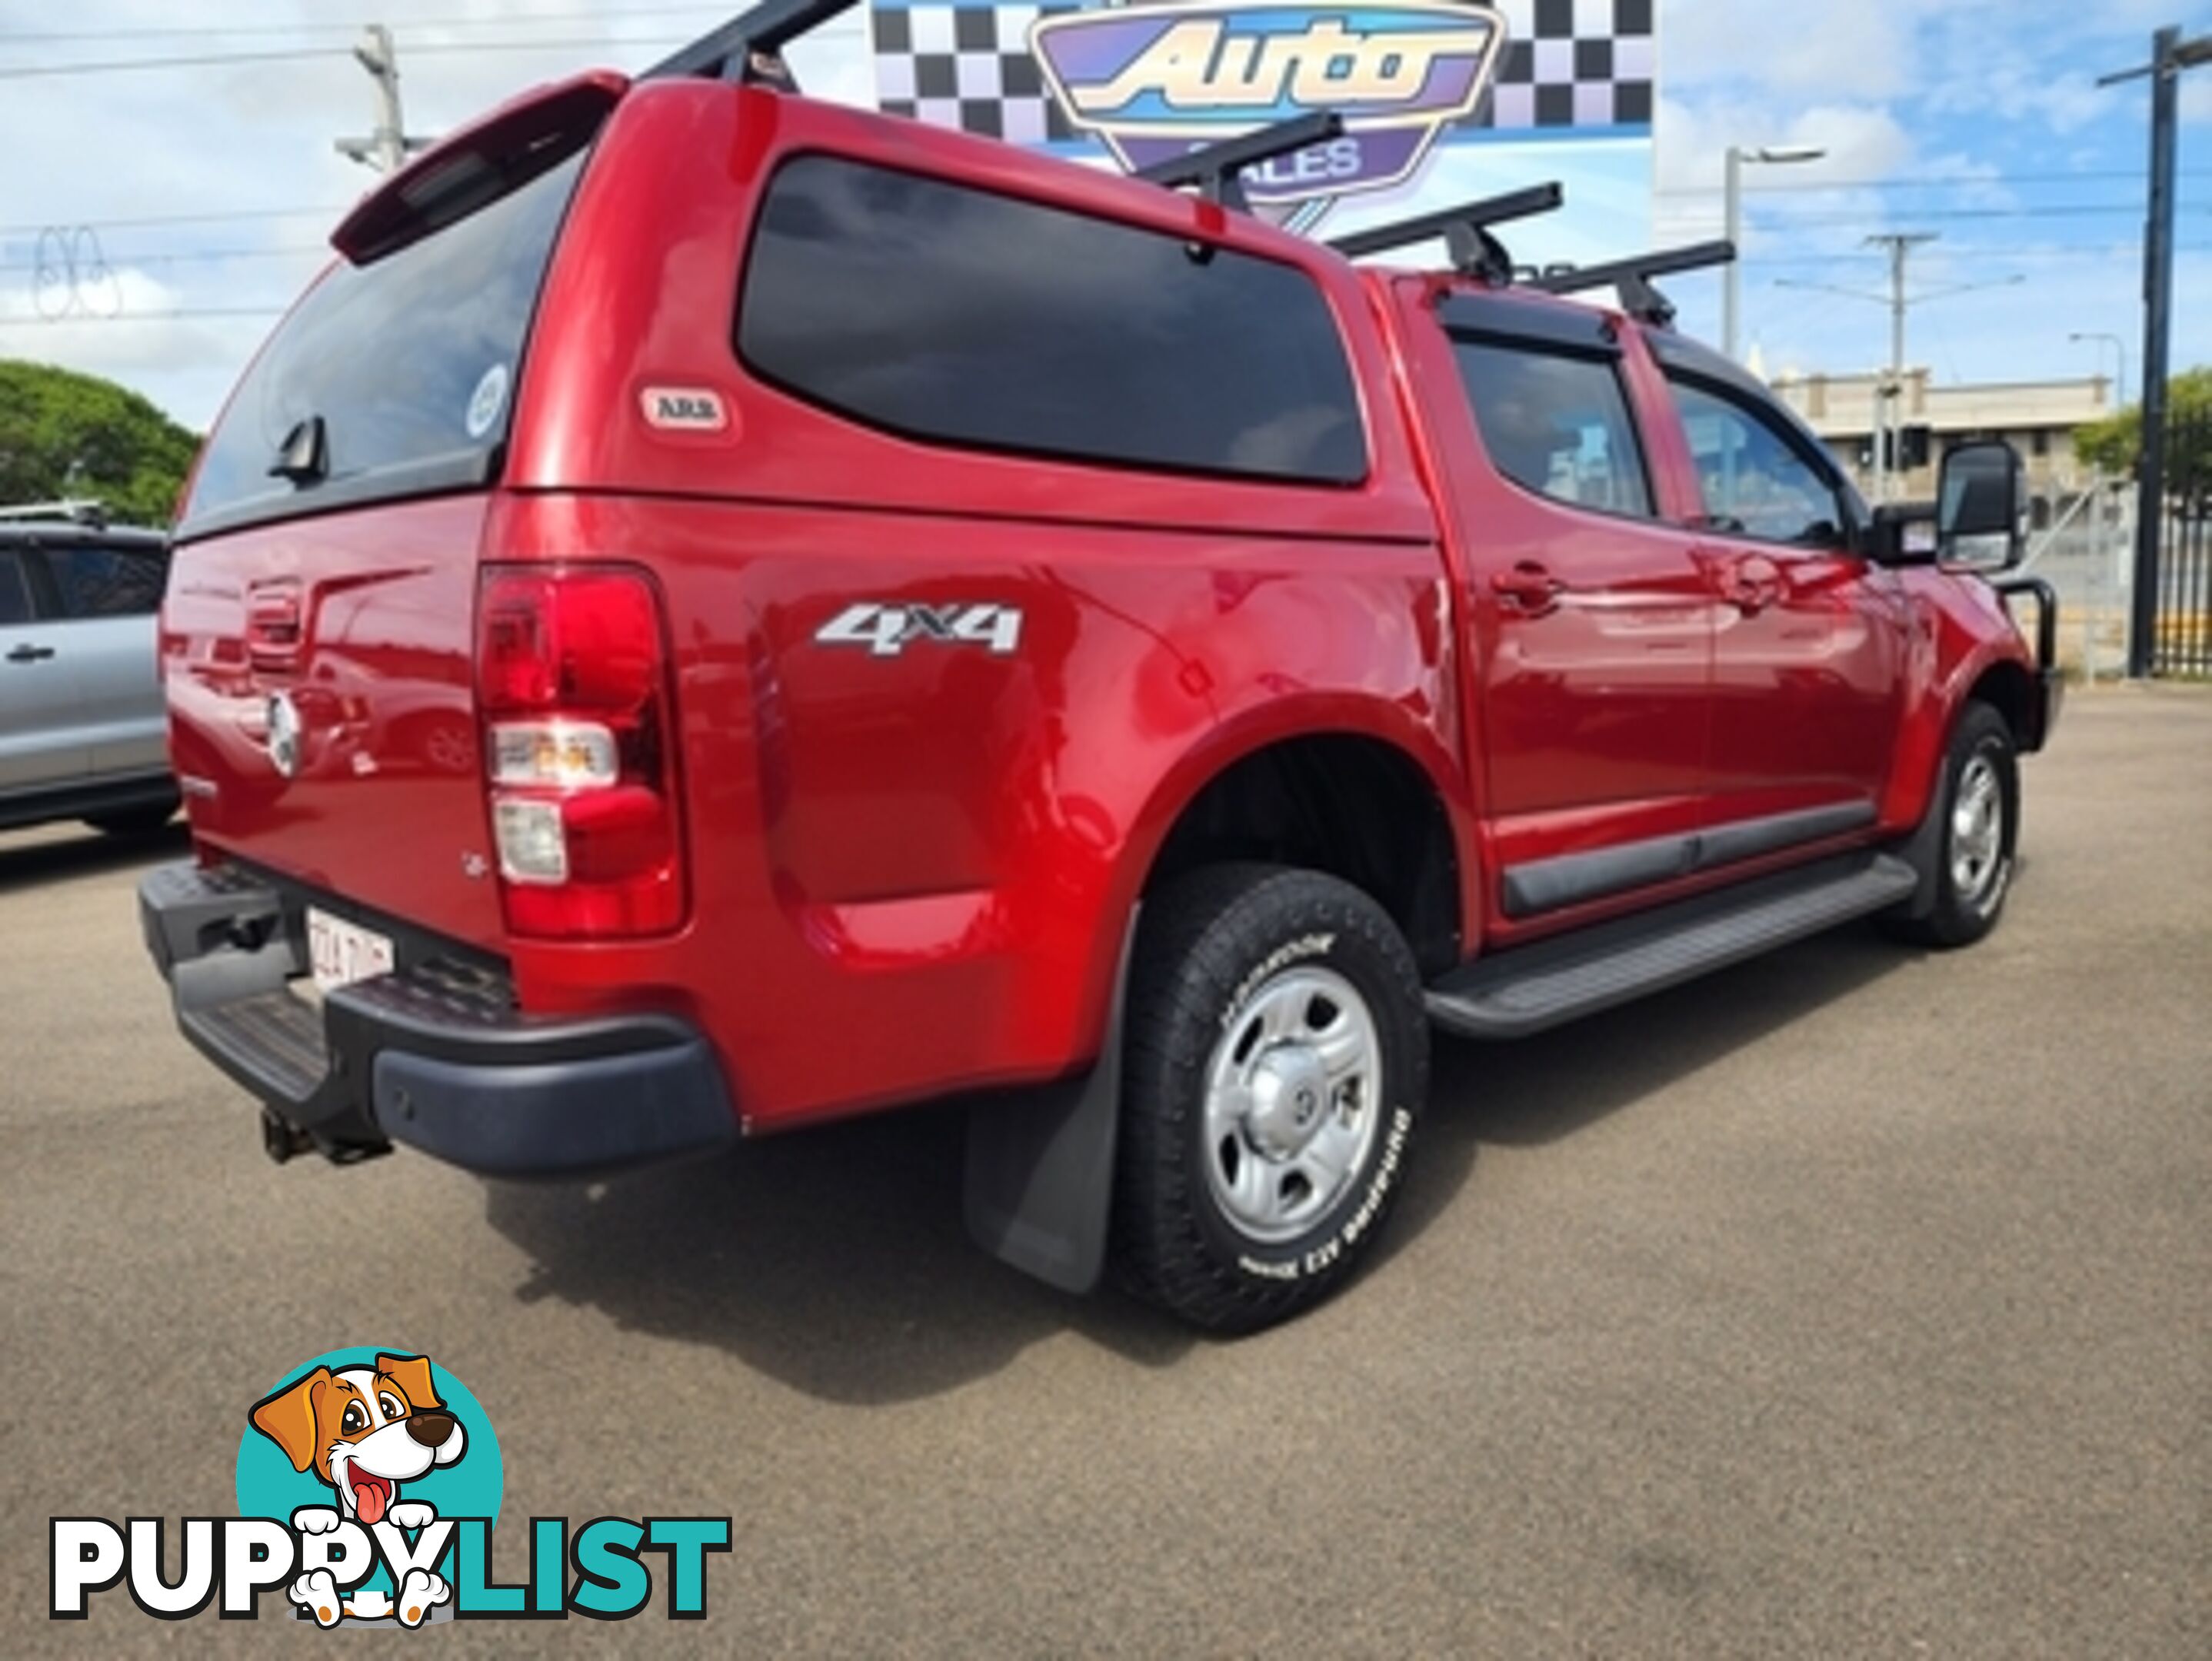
<box><xmin>1452</xmin><ymin>341</ymin><xmax>1651</xmax><ymax>517</ymax></box>
<box><xmin>738</xmin><ymin>157</ymin><xmax>1365</xmax><ymax>485</ymax></box>
<box><xmin>47</xmin><ymin>544</ymin><xmax>167</xmax><ymax>618</ymax></box>
<box><xmin>0</xmin><ymin>553</ymin><xmax>28</xmax><ymax>626</ymax></box>
<box><xmin>1669</xmin><ymin>377</ymin><xmax>1844</xmax><ymax>546</ymax></box>
<box><xmin>182</xmin><ymin>149</ymin><xmax>587</xmax><ymax>534</ymax></box>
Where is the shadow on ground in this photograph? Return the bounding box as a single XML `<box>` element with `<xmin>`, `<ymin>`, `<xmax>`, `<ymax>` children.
<box><xmin>480</xmin><ymin>920</ymin><xmax>1913</xmax><ymax>1404</ymax></box>
<box><xmin>0</xmin><ymin>821</ymin><xmax>187</xmax><ymax>897</ymax></box>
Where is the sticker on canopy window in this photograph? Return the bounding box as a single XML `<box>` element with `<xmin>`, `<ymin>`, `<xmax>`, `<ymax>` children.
<box><xmin>465</xmin><ymin>363</ymin><xmax>511</xmax><ymax>440</ymax></box>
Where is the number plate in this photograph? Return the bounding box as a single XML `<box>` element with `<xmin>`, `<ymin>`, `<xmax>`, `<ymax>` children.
<box><xmin>307</xmin><ymin>907</ymin><xmax>395</xmax><ymax>994</ymax></box>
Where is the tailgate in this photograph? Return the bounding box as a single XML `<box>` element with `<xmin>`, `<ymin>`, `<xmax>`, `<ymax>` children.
<box><xmin>164</xmin><ymin>495</ymin><xmax>505</xmax><ymax>951</ymax></box>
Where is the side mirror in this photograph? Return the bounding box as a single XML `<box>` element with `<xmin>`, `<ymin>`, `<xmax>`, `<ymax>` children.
<box><xmin>1937</xmin><ymin>439</ymin><xmax>2026</xmax><ymax>573</ymax></box>
<box><xmin>1864</xmin><ymin>502</ymin><xmax>1940</xmax><ymax>567</ymax></box>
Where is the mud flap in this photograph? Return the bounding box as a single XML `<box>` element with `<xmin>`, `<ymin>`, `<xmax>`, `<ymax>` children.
<box><xmin>1895</xmin><ymin>753</ymin><xmax>1950</xmax><ymax>923</ymax></box>
<box><xmin>962</xmin><ymin>913</ymin><xmax>1137</xmax><ymax>1296</ymax></box>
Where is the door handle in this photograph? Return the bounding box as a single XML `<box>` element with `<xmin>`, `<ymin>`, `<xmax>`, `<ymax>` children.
<box><xmin>1721</xmin><ymin>556</ymin><xmax>1784</xmax><ymax>616</ymax></box>
<box><xmin>1492</xmin><ymin>562</ymin><xmax>1569</xmax><ymax>615</ymax></box>
<box><xmin>5</xmin><ymin>643</ymin><xmax>55</xmax><ymax>664</ymax></box>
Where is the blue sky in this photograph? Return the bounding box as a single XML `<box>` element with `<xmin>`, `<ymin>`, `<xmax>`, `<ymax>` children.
<box><xmin>0</xmin><ymin>0</ymin><xmax>2204</xmax><ymax>426</ymax></box>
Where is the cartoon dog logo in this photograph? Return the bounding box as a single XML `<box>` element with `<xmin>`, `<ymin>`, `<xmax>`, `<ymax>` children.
<box><xmin>248</xmin><ymin>1352</ymin><xmax>465</xmax><ymax>1627</ymax></box>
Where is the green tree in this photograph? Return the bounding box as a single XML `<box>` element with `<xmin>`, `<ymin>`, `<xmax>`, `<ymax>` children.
<box><xmin>0</xmin><ymin>359</ymin><xmax>201</xmax><ymax>526</ymax></box>
<box><xmin>2076</xmin><ymin>366</ymin><xmax>2212</xmax><ymax>502</ymax></box>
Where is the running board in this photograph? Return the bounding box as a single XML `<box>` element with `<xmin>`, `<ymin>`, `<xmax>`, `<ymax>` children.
<box><xmin>1427</xmin><ymin>852</ymin><xmax>1917</xmax><ymax>1040</ymax></box>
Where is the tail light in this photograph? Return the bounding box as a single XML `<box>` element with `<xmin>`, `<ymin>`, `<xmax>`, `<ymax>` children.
<box><xmin>475</xmin><ymin>565</ymin><xmax>686</xmax><ymax>938</ymax></box>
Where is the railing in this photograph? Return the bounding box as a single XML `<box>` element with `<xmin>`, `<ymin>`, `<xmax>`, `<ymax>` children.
<box><xmin>2153</xmin><ymin>409</ymin><xmax>2211</xmax><ymax>676</ymax></box>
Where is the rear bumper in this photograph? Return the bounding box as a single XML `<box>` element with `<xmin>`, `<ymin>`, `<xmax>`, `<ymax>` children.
<box><xmin>138</xmin><ymin>861</ymin><xmax>736</xmax><ymax>1177</ymax></box>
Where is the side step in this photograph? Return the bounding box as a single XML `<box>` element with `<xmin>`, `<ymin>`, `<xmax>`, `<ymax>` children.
<box><xmin>1427</xmin><ymin>852</ymin><xmax>1917</xmax><ymax>1040</ymax></box>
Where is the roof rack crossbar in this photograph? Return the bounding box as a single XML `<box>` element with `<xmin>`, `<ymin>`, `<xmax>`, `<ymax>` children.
<box><xmin>1527</xmin><ymin>239</ymin><xmax>1737</xmax><ymax>328</ymax></box>
<box><xmin>644</xmin><ymin>0</ymin><xmax>864</xmax><ymax>89</ymax></box>
<box><xmin>1326</xmin><ymin>182</ymin><xmax>1565</xmax><ymax>275</ymax></box>
<box><xmin>1134</xmin><ymin>112</ymin><xmax>1345</xmax><ymax>211</ymax></box>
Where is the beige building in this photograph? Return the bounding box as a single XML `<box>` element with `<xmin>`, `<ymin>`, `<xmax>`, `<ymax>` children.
<box><xmin>1769</xmin><ymin>369</ymin><xmax>2119</xmax><ymax>528</ymax></box>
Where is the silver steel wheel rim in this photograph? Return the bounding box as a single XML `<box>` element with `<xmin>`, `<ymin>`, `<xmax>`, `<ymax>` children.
<box><xmin>1950</xmin><ymin>754</ymin><xmax>2006</xmax><ymax>903</ymax></box>
<box><xmin>1201</xmin><ymin>964</ymin><xmax>1383</xmax><ymax>1247</ymax></box>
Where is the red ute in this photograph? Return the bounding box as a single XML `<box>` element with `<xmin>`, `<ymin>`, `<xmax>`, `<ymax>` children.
<box><xmin>141</xmin><ymin>1</ymin><xmax>2060</xmax><ymax>1332</ymax></box>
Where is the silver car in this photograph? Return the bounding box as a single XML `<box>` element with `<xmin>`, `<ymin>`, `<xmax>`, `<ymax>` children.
<box><xmin>0</xmin><ymin>507</ymin><xmax>178</xmax><ymax>835</ymax></box>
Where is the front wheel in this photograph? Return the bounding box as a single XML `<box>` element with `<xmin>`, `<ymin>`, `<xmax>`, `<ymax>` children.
<box><xmin>1885</xmin><ymin>701</ymin><xmax>2019</xmax><ymax>949</ymax></box>
<box><xmin>1114</xmin><ymin>865</ymin><xmax>1429</xmax><ymax>1333</ymax></box>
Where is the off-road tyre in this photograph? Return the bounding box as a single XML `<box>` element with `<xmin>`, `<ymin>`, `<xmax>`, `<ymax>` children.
<box><xmin>1113</xmin><ymin>864</ymin><xmax>1428</xmax><ymax>1333</ymax></box>
<box><xmin>1883</xmin><ymin>701</ymin><xmax>2018</xmax><ymax>949</ymax></box>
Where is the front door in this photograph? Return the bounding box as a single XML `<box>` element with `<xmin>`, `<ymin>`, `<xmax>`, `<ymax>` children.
<box><xmin>1659</xmin><ymin>364</ymin><xmax>1909</xmax><ymax>847</ymax></box>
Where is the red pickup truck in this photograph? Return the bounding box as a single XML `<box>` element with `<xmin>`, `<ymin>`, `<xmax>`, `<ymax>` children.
<box><xmin>141</xmin><ymin>1</ymin><xmax>2059</xmax><ymax>1331</ymax></box>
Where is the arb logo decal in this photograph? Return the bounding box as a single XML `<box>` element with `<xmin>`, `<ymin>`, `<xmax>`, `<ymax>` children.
<box><xmin>1031</xmin><ymin>0</ymin><xmax>1506</xmax><ymax>218</ymax></box>
<box><xmin>641</xmin><ymin>386</ymin><xmax>731</xmax><ymax>431</ymax></box>
<box><xmin>50</xmin><ymin>1347</ymin><xmax>730</xmax><ymax>1627</ymax></box>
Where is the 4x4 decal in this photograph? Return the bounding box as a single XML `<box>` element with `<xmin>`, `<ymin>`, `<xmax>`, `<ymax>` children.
<box><xmin>815</xmin><ymin>602</ymin><xmax>1025</xmax><ymax>658</ymax></box>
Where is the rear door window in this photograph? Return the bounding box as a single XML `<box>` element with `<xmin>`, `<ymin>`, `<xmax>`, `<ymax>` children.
<box><xmin>43</xmin><ymin>544</ymin><xmax>168</xmax><ymax>619</ymax></box>
<box><xmin>737</xmin><ymin>155</ymin><xmax>1366</xmax><ymax>485</ymax></box>
<box><xmin>0</xmin><ymin>552</ymin><xmax>31</xmax><ymax>626</ymax></box>
<box><xmin>179</xmin><ymin>149</ymin><xmax>588</xmax><ymax>538</ymax></box>
<box><xmin>1452</xmin><ymin>340</ymin><xmax>1653</xmax><ymax>518</ymax></box>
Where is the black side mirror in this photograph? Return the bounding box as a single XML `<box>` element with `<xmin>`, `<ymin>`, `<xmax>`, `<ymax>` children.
<box><xmin>1937</xmin><ymin>440</ymin><xmax>2027</xmax><ymax>572</ymax></box>
<box><xmin>1864</xmin><ymin>502</ymin><xmax>1939</xmax><ymax>567</ymax></box>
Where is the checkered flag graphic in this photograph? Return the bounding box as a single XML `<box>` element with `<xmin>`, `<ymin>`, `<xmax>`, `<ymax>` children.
<box><xmin>868</xmin><ymin>1</ymin><xmax>1656</xmax><ymax>146</ymax></box>
<box><xmin>871</xmin><ymin>3</ymin><xmax>1081</xmax><ymax>143</ymax></box>
<box><xmin>1478</xmin><ymin>0</ymin><xmax>1655</xmax><ymax>131</ymax></box>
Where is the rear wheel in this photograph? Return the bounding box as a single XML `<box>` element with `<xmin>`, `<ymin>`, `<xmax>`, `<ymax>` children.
<box><xmin>1114</xmin><ymin>865</ymin><xmax>1428</xmax><ymax>1333</ymax></box>
<box><xmin>1885</xmin><ymin>701</ymin><xmax>2018</xmax><ymax>949</ymax></box>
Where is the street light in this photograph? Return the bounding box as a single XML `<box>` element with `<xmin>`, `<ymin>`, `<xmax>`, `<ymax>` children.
<box><xmin>2069</xmin><ymin>331</ymin><xmax>2129</xmax><ymax>409</ymax></box>
<box><xmin>1724</xmin><ymin>144</ymin><xmax>1827</xmax><ymax>362</ymax></box>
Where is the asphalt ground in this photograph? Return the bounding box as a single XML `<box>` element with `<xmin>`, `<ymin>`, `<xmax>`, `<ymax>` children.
<box><xmin>4</xmin><ymin>687</ymin><xmax>2207</xmax><ymax>1657</ymax></box>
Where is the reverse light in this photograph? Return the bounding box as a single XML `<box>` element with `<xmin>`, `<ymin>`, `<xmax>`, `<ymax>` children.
<box><xmin>476</xmin><ymin>565</ymin><xmax>685</xmax><ymax>938</ymax></box>
<box><xmin>493</xmin><ymin>797</ymin><xmax>568</xmax><ymax>884</ymax></box>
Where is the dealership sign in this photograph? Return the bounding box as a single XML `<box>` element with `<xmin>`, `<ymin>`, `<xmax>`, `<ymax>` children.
<box><xmin>870</xmin><ymin>0</ymin><xmax>1657</xmax><ymax>233</ymax></box>
<box><xmin>1031</xmin><ymin>2</ymin><xmax>1504</xmax><ymax>208</ymax></box>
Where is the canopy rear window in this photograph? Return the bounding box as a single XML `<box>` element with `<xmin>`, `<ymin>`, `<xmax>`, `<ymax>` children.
<box><xmin>178</xmin><ymin>148</ymin><xmax>587</xmax><ymax>541</ymax></box>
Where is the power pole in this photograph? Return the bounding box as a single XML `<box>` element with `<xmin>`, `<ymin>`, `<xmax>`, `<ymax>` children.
<box><xmin>335</xmin><ymin>25</ymin><xmax>429</xmax><ymax>174</ymax></box>
<box><xmin>1867</xmin><ymin>232</ymin><xmax>1938</xmax><ymax>504</ymax></box>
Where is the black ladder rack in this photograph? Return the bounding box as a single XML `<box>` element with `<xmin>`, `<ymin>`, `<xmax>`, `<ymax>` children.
<box><xmin>645</xmin><ymin>0</ymin><xmax>864</xmax><ymax>90</ymax></box>
<box><xmin>1327</xmin><ymin>183</ymin><xmax>1566</xmax><ymax>283</ymax></box>
<box><xmin>1134</xmin><ymin>112</ymin><xmax>1346</xmax><ymax>211</ymax></box>
<box><xmin>1526</xmin><ymin>239</ymin><xmax>1737</xmax><ymax>328</ymax></box>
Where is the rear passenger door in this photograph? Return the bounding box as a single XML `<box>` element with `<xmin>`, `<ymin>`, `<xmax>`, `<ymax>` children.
<box><xmin>0</xmin><ymin>548</ymin><xmax>88</xmax><ymax>791</ymax></box>
<box><xmin>1422</xmin><ymin>294</ymin><xmax>1715</xmax><ymax>924</ymax></box>
<box><xmin>34</xmin><ymin>540</ymin><xmax>172</xmax><ymax>779</ymax></box>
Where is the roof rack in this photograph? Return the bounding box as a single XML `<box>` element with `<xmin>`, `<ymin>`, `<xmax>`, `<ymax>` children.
<box><xmin>0</xmin><ymin>499</ymin><xmax>109</xmax><ymax>528</ymax></box>
<box><xmin>644</xmin><ymin>0</ymin><xmax>863</xmax><ymax>92</ymax></box>
<box><xmin>1526</xmin><ymin>240</ymin><xmax>1737</xmax><ymax>329</ymax></box>
<box><xmin>1327</xmin><ymin>183</ymin><xmax>1566</xmax><ymax>283</ymax></box>
<box><xmin>1134</xmin><ymin>112</ymin><xmax>1345</xmax><ymax>211</ymax></box>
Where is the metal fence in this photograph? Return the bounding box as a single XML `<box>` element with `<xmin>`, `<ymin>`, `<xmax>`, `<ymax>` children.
<box><xmin>2152</xmin><ymin>410</ymin><xmax>2211</xmax><ymax>677</ymax></box>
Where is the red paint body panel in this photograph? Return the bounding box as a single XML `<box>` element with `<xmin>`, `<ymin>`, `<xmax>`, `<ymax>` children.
<box><xmin>162</xmin><ymin>73</ymin><xmax>2044</xmax><ymax>1137</ymax></box>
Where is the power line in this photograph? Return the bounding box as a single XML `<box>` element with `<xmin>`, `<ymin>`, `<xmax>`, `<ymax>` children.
<box><xmin>0</xmin><ymin>25</ymin><xmax>864</xmax><ymax>78</ymax></box>
<box><xmin>1657</xmin><ymin>168</ymin><xmax>2207</xmax><ymax>196</ymax></box>
<box><xmin>0</xmin><ymin>308</ymin><xmax>289</xmax><ymax>324</ymax></box>
<box><xmin>0</xmin><ymin>206</ymin><xmax>346</xmax><ymax>235</ymax></box>
<box><xmin>0</xmin><ymin>8</ymin><xmax>736</xmax><ymax>45</ymax></box>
